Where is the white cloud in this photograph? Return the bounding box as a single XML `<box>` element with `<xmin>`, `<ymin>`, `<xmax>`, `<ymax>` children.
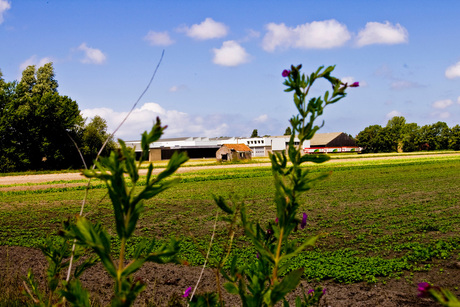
<box><xmin>356</xmin><ymin>21</ymin><xmax>408</xmax><ymax>47</ymax></box>
<box><xmin>81</xmin><ymin>103</ymin><xmax>288</xmax><ymax>139</ymax></box>
<box><xmin>386</xmin><ymin>110</ymin><xmax>403</xmax><ymax>119</ymax></box>
<box><xmin>19</xmin><ymin>55</ymin><xmax>53</xmax><ymax>73</ymax></box>
<box><xmin>254</xmin><ymin>114</ymin><xmax>268</xmax><ymax>123</ymax></box>
<box><xmin>82</xmin><ymin>102</ymin><xmax>233</xmax><ymax>139</ymax></box>
<box><xmin>0</xmin><ymin>0</ymin><xmax>11</xmax><ymax>24</ymax></box>
<box><xmin>169</xmin><ymin>84</ymin><xmax>187</xmax><ymax>92</ymax></box>
<box><xmin>457</xmin><ymin>96</ymin><xmax>460</xmax><ymax>104</ymax></box>
<box><xmin>432</xmin><ymin>99</ymin><xmax>453</xmax><ymax>109</ymax></box>
<box><xmin>390</xmin><ymin>80</ymin><xmax>422</xmax><ymax>90</ymax></box>
<box><xmin>438</xmin><ymin>111</ymin><xmax>451</xmax><ymax>119</ymax></box>
<box><xmin>144</xmin><ymin>30</ymin><xmax>174</xmax><ymax>46</ymax></box>
<box><xmin>212</xmin><ymin>40</ymin><xmax>250</xmax><ymax>67</ymax></box>
<box><xmin>78</xmin><ymin>43</ymin><xmax>106</xmax><ymax>64</ymax></box>
<box><xmin>262</xmin><ymin>19</ymin><xmax>351</xmax><ymax>52</ymax></box>
<box><xmin>179</xmin><ymin>18</ymin><xmax>228</xmax><ymax>40</ymax></box>
<box><xmin>445</xmin><ymin>61</ymin><xmax>460</xmax><ymax>79</ymax></box>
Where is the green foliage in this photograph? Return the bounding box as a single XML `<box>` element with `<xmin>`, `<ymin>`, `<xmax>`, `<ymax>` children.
<box><xmin>284</xmin><ymin>127</ymin><xmax>292</xmax><ymax>136</ymax></box>
<box><xmin>0</xmin><ymin>63</ymin><xmax>85</xmax><ymax>172</ymax></box>
<box><xmin>251</xmin><ymin>129</ymin><xmax>259</xmax><ymax>138</ymax></box>
<box><xmin>449</xmin><ymin>125</ymin><xmax>460</xmax><ymax>150</ymax></box>
<box><xmin>211</xmin><ymin>65</ymin><xmax>354</xmax><ymax>306</ymax></box>
<box><xmin>22</xmin><ymin>235</ymin><xmax>95</xmax><ymax>306</ymax></box>
<box><xmin>22</xmin><ymin>118</ymin><xmax>188</xmax><ymax>306</ymax></box>
<box><xmin>357</xmin><ymin>117</ymin><xmax>459</xmax><ymax>153</ymax></box>
<box><xmin>80</xmin><ymin>115</ymin><xmax>115</xmax><ymax>166</ymax></box>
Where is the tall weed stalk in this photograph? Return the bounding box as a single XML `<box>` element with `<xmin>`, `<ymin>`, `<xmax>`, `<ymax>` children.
<box><xmin>193</xmin><ymin>64</ymin><xmax>358</xmax><ymax>306</ymax></box>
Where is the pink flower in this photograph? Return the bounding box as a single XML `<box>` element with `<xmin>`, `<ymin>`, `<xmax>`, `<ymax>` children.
<box><xmin>417</xmin><ymin>282</ymin><xmax>431</xmax><ymax>297</ymax></box>
<box><xmin>275</xmin><ymin>217</ymin><xmax>279</xmax><ymax>223</ymax></box>
<box><xmin>301</xmin><ymin>213</ymin><xmax>308</xmax><ymax>229</ymax></box>
<box><xmin>349</xmin><ymin>82</ymin><xmax>359</xmax><ymax>87</ymax></box>
<box><xmin>282</xmin><ymin>69</ymin><xmax>291</xmax><ymax>77</ymax></box>
<box><xmin>183</xmin><ymin>286</ymin><xmax>192</xmax><ymax>298</ymax></box>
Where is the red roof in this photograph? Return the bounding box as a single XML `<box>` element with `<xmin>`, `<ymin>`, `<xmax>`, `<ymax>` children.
<box><xmin>222</xmin><ymin>143</ymin><xmax>252</xmax><ymax>152</ymax></box>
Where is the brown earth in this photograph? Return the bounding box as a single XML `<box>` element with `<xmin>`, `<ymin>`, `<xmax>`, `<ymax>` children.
<box><xmin>2</xmin><ymin>245</ymin><xmax>459</xmax><ymax>306</ymax></box>
<box><xmin>2</xmin><ymin>153</ymin><xmax>460</xmax><ymax>305</ymax></box>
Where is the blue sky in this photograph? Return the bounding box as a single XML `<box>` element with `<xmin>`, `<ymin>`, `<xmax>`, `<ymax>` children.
<box><xmin>1</xmin><ymin>1</ymin><xmax>460</xmax><ymax>140</ymax></box>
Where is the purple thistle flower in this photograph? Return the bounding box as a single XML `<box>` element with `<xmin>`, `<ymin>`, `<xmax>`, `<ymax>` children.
<box><xmin>308</xmin><ymin>289</ymin><xmax>314</xmax><ymax>296</ymax></box>
<box><xmin>256</xmin><ymin>253</ymin><xmax>259</xmax><ymax>259</ymax></box>
<box><xmin>282</xmin><ymin>69</ymin><xmax>291</xmax><ymax>77</ymax></box>
<box><xmin>183</xmin><ymin>286</ymin><xmax>192</xmax><ymax>298</ymax></box>
<box><xmin>349</xmin><ymin>82</ymin><xmax>359</xmax><ymax>87</ymax></box>
<box><xmin>300</xmin><ymin>213</ymin><xmax>308</xmax><ymax>229</ymax></box>
<box><xmin>275</xmin><ymin>217</ymin><xmax>279</xmax><ymax>223</ymax></box>
<box><xmin>417</xmin><ymin>282</ymin><xmax>431</xmax><ymax>297</ymax></box>
<box><xmin>322</xmin><ymin>288</ymin><xmax>327</xmax><ymax>295</ymax></box>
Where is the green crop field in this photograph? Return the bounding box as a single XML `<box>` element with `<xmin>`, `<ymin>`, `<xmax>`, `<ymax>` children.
<box><xmin>1</xmin><ymin>154</ymin><xmax>460</xmax><ymax>285</ymax></box>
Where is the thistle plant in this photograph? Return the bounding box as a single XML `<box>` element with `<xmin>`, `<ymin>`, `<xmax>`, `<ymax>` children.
<box><xmin>62</xmin><ymin>118</ymin><xmax>188</xmax><ymax>306</ymax></box>
<box><xmin>22</xmin><ymin>117</ymin><xmax>188</xmax><ymax>307</ymax></box>
<box><xmin>211</xmin><ymin>64</ymin><xmax>357</xmax><ymax>306</ymax></box>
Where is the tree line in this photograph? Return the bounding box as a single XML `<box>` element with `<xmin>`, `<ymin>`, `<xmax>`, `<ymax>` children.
<box><xmin>356</xmin><ymin>116</ymin><xmax>460</xmax><ymax>153</ymax></box>
<box><xmin>0</xmin><ymin>63</ymin><xmax>114</xmax><ymax>172</ymax></box>
<box><xmin>1</xmin><ymin>64</ymin><xmax>459</xmax><ymax>172</ymax></box>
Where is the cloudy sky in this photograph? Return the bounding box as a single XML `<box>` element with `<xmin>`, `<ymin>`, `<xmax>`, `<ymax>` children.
<box><xmin>1</xmin><ymin>1</ymin><xmax>460</xmax><ymax>140</ymax></box>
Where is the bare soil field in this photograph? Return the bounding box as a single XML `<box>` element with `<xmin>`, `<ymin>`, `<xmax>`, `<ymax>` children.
<box><xmin>2</xmin><ymin>152</ymin><xmax>460</xmax><ymax>306</ymax></box>
<box><xmin>2</xmin><ymin>245</ymin><xmax>457</xmax><ymax>306</ymax></box>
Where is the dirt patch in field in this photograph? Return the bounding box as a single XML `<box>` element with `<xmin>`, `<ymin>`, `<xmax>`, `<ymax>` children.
<box><xmin>2</xmin><ymin>245</ymin><xmax>459</xmax><ymax>306</ymax></box>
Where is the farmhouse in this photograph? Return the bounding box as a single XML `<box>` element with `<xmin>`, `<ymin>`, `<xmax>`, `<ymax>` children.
<box><xmin>216</xmin><ymin>144</ymin><xmax>252</xmax><ymax>161</ymax></box>
<box><xmin>305</xmin><ymin>132</ymin><xmax>359</xmax><ymax>154</ymax></box>
<box><xmin>125</xmin><ymin>132</ymin><xmax>359</xmax><ymax>161</ymax></box>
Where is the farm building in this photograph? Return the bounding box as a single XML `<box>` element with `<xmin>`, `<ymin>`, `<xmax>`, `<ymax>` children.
<box><xmin>304</xmin><ymin>132</ymin><xmax>360</xmax><ymax>154</ymax></box>
<box><xmin>216</xmin><ymin>144</ymin><xmax>252</xmax><ymax>161</ymax></box>
<box><xmin>125</xmin><ymin>132</ymin><xmax>359</xmax><ymax>161</ymax></box>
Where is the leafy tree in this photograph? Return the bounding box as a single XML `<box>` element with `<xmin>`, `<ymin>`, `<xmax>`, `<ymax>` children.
<box><xmin>81</xmin><ymin>115</ymin><xmax>115</xmax><ymax>165</ymax></box>
<box><xmin>0</xmin><ymin>63</ymin><xmax>84</xmax><ymax>171</ymax></box>
<box><xmin>356</xmin><ymin>125</ymin><xmax>384</xmax><ymax>153</ymax></box>
<box><xmin>449</xmin><ymin>125</ymin><xmax>460</xmax><ymax>151</ymax></box>
<box><xmin>386</xmin><ymin>116</ymin><xmax>406</xmax><ymax>152</ymax></box>
<box><xmin>401</xmin><ymin>123</ymin><xmax>420</xmax><ymax>152</ymax></box>
<box><xmin>418</xmin><ymin>122</ymin><xmax>450</xmax><ymax>150</ymax></box>
<box><xmin>251</xmin><ymin>129</ymin><xmax>258</xmax><ymax>138</ymax></box>
<box><xmin>284</xmin><ymin>126</ymin><xmax>292</xmax><ymax>135</ymax></box>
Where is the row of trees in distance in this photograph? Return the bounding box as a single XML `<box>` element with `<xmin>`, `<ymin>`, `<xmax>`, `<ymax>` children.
<box><xmin>0</xmin><ymin>63</ymin><xmax>114</xmax><ymax>172</ymax></box>
<box><xmin>355</xmin><ymin>116</ymin><xmax>460</xmax><ymax>153</ymax></box>
<box><xmin>1</xmin><ymin>63</ymin><xmax>460</xmax><ymax>172</ymax></box>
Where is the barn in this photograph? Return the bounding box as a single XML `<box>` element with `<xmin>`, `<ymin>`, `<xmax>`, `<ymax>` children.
<box><xmin>216</xmin><ymin>144</ymin><xmax>252</xmax><ymax>162</ymax></box>
<box><xmin>305</xmin><ymin>132</ymin><xmax>360</xmax><ymax>154</ymax></box>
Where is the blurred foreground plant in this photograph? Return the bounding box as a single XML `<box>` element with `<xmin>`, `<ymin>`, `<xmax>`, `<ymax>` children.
<box><xmin>418</xmin><ymin>282</ymin><xmax>460</xmax><ymax>307</ymax></box>
<box><xmin>24</xmin><ymin>118</ymin><xmax>188</xmax><ymax>306</ymax></box>
<box><xmin>188</xmin><ymin>65</ymin><xmax>357</xmax><ymax>306</ymax></box>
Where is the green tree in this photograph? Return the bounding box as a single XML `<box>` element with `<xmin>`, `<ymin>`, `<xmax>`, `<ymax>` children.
<box><xmin>418</xmin><ymin>122</ymin><xmax>450</xmax><ymax>150</ymax></box>
<box><xmin>386</xmin><ymin>116</ymin><xmax>406</xmax><ymax>152</ymax></box>
<box><xmin>0</xmin><ymin>63</ymin><xmax>84</xmax><ymax>171</ymax></box>
<box><xmin>401</xmin><ymin>122</ymin><xmax>420</xmax><ymax>152</ymax></box>
<box><xmin>449</xmin><ymin>125</ymin><xmax>460</xmax><ymax>151</ymax></box>
<box><xmin>81</xmin><ymin>115</ymin><xmax>115</xmax><ymax>165</ymax></box>
<box><xmin>284</xmin><ymin>126</ymin><xmax>292</xmax><ymax>135</ymax></box>
<box><xmin>251</xmin><ymin>129</ymin><xmax>258</xmax><ymax>138</ymax></box>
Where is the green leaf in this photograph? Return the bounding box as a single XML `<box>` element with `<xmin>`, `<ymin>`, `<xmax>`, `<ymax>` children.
<box><xmin>214</xmin><ymin>195</ymin><xmax>234</xmax><ymax>214</ymax></box>
<box><xmin>270</xmin><ymin>269</ymin><xmax>303</xmax><ymax>304</ymax></box>
<box><xmin>224</xmin><ymin>282</ymin><xmax>239</xmax><ymax>294</ymax></box>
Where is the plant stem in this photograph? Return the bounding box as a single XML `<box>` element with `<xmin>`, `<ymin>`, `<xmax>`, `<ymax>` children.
<box><xmin>118</xmin><ymin>237</ymin><xmax>126</xmax><ymax>292</ymax></box>
<box><xmin>272</xmin><ymin>227</ymin><xmax>284</xmax><ymax>284</ymax></box>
